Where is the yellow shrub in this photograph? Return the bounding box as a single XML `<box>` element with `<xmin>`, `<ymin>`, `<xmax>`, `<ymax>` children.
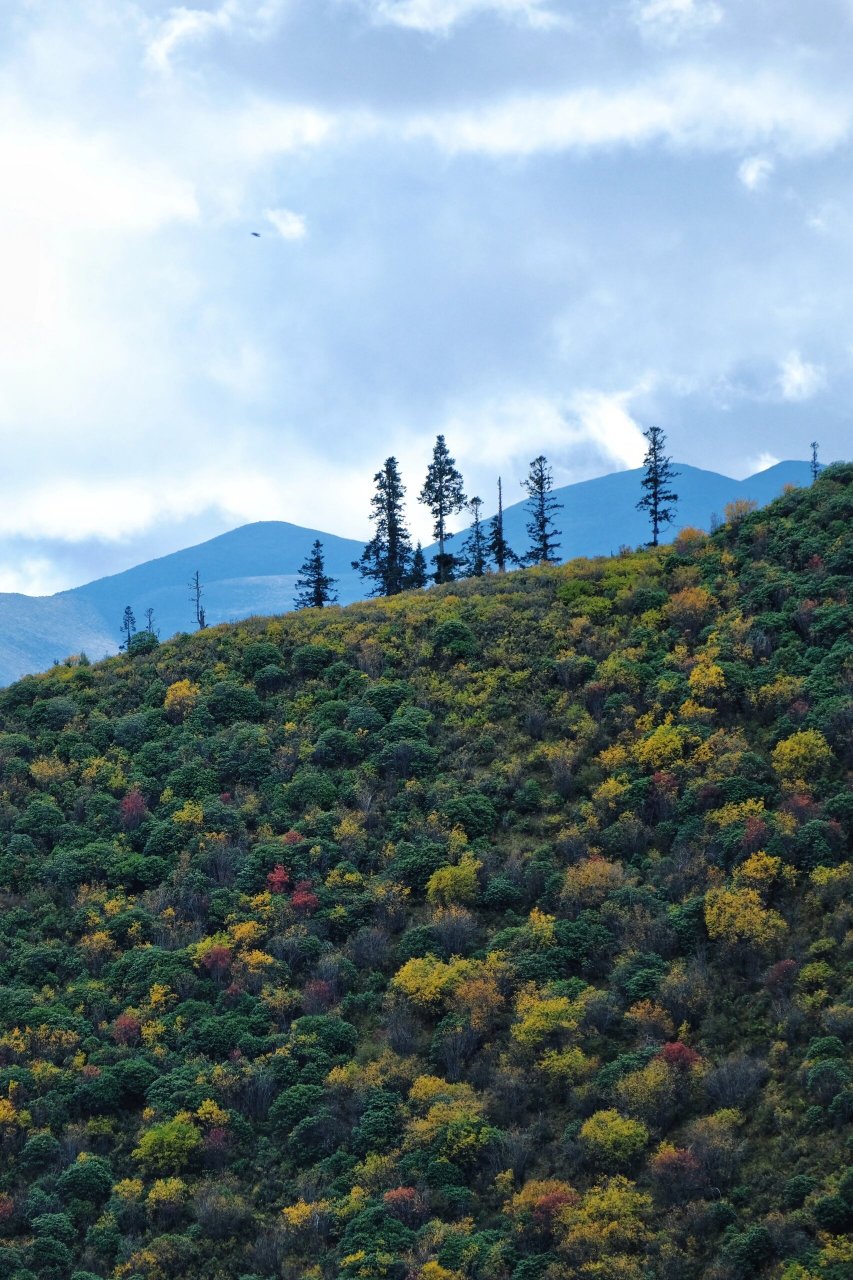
<box><xmin>426</xmin><ymin>853</ymin><xmax>482</xmax><ymax>907</ymax></box>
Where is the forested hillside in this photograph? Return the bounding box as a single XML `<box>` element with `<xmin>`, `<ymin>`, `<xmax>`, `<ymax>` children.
<box><xmin>0</xmin><ymin>467</ymin><xmax>851</xmax><ymax>1280</ymax></box>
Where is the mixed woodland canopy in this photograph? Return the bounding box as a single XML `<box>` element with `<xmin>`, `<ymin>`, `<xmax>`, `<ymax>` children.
<box><xmin>0</xmin><ymin>467</ymin><xmax>851</xmax><ymax>1280</ymax></box>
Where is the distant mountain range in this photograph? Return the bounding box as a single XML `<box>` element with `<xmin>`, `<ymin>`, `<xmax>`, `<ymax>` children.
<box><xmin>0</xmin><ymin>460</ymin><xmax>816</xmax><ymax>685</ymax></box>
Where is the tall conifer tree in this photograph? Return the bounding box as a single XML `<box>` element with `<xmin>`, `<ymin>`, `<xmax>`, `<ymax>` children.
<box><xmin>406</xmin><ymin>543</ymin><xmax>428</xmax><ymax>589</ymax></box>
<box><xmin>523</xmin><ymin>456</ymin><xmax>563</xmax><ymax>565</ymax></box>
<box><xmin>294</xmin><ymin>540</ymin><xmax>338</xmax><ymax>609</ymax></box>
<box><xmin>120</xmin><ymin>606</ymin><xmax>136</xmax><ymax>650</ymax></box>
<box><xmin>461</xmin><ymin>497</ymin><xmax>488</xmax><ymax>577</ymax></box>
<box><xmin>353</xmin><ymin>457</ymin><xmax>413</xmax><ymax>596</ymax></box>
<box><xmin>419</xmin><ymin>434</ymin><xmax>467</xmax><ymax>584</ymax></box>
<box><xmin>488</xmin><ymin>476</ymin><xmax>516</xmax><ymax>573</ymax></box>
<box><xmin>811</xmin><ymin>441</ymin><xmax>820</xmax><ymax>483</ymax></box>
<box><xmin>636</xmin><ymin>426</ymin><xmax>679</xmax><ymax>546</ymax></box>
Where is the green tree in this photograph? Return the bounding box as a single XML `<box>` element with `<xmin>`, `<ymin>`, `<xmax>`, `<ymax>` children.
<box><xmin>119</xmin><ymin>606</ymin><xmax>136</xmax><ymax>651</ymax></box>
<box><xmin>419</xmin><ymin>434</ymin><xmax>467</xmax><ymax>584</ymax></box>
<box><xmin>406</xmin><ymin>542</ymin><xmax>428</xmax><ymax>589</ymax></box>
<box><xmin>636</xmin><ymin>426</ymin><xmax>679</xmax><ymax>546</ymax></box>
<box><xmin>811</xmin><ymin>440</ymin><xmax>820</xmax><ymax>483</ymax></box>
<box><xmin>523</xmin><ymin>456</ymin><xmax>562</xmax><ymax>565</ymax></box>
<box><xmin>488</xmin><ymin>476</ymin><xmax>516</xmax><ymax>573</ymax></box>
<box><xmin>132</xmin><ymin>1117</ymin><xmax>201</xmax><ymax>1173</ymax></box>
<box><xmin>294</xmin><ymin>539</ymin><xmax>338</xmax><ymax>609</ymax></box>
<box><xmin>353</xmin><ymin>457</ymin><xmax>413</xmax><ymax>596</ymax></box>
<box><xmin>461</xmin><ymin>497</ymin><xmax>488</xmax><ymax>577</ymax></box>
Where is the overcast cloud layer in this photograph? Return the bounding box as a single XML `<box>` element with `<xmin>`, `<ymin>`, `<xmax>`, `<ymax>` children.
<box><xmin>0</xmin><ymin>0</ymin><xmax>850</xmax><ymax>591</ymax></box>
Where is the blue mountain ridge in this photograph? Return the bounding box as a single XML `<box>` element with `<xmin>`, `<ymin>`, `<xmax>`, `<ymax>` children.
<box><xmin>0</xmin><ymin>460</ymin><xmax>814</xmax><ymax>686</ymax></box>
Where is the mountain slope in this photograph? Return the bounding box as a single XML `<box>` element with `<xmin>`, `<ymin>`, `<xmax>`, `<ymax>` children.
<box><xmin>0</xmin><ymin>461</ymin><xmax>816</xmax><ymax>686</ymax></box>
<box><xmin>0</xmin><ymin>465</ymin><xmax>851</xmax><ymax>1280</ymax></box>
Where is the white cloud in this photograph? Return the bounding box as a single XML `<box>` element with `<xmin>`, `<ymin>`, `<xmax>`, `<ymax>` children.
<box><xmin>405</xmin><ymin>69</ymin><xmax>851</xmax><ymax>157</ymax></box>
<box><xmin>0</xmin><ymin>103</ymin><xmax>199</xmax><ymax>234</ymax></box>
<box><xmin>566</xmin><ymin>389</ymin><xmax>649</xmax><ymax>471</ymax></box>
<box><xmin>358</xmin><ymin>0</ymin><xmax>562</xmax><ymax>35</ymax></box>
<box><xmin>634</xmin><ymin>0</ymin><xmax>723</xmax><ymax>44</ymax></box>
<box><xmin>778</xmin><ymin>351</ymin><xmax>826</xmax><ymax>402</ymax></box>
<box><xmin>145</xmin><ymin>0</ymin><xmax>288</xmax><ymax>72</ymax></box>
<box><xmin>748</xmin><ymin>451</ymin><xmax>781</xmax><ymax>473</ymax></box>
<box><xmin>738</xmin><ymin>154</ymin><xmax>774</xmax><ymax>190</ymax></box>
<box><xmin>0</xmin><ymin>558</ymin><xmax>69</xmax><ymax>597</ymax></box>
<box><xmin>265</xmin><ymin>206</ymin><xmax>308</xmax><ymax>239</ymax></box>
<box><xmin>445</xmin><ymin>387</ymin><xmax>648</xmax><ymax>483</ymax></box>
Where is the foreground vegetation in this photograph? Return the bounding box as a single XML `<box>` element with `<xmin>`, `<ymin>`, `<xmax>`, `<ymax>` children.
<box><xmin>0</xmin><ymin>467</ymin><xmax>851</xmax><ymax>1280</ymax></box>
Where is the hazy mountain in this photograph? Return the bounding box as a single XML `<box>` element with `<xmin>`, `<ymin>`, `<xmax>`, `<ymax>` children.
<box><xmin>0</xmin><ymin>460</ymin><xmax>815</xmax><ymax>685</ymax></box>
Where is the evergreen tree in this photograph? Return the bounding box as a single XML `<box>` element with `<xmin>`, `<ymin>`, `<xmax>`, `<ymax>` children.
<box><xmin>636</xmin><ymin>426</ymin><xmax>679</xmax><ymax>546</ymax></box>
<box><xmin>461</xmin><ymin>497</ymin><xmax>488</xmax><ymax>577</ymax></box>
<box><xmin>189</xmin><ymin>570</ymin><xmax>206</xmax><ymax>629</ymax></box>
<box><xmin>488</xmin><ymin>476</ymin><xmax>517</xmax><ymax>573</ymax></box>
<box><xmin>353</xmin><ymin>457</ymin><xmax>413</xmax><ymax>596</ymax></box>
<box><xmin>120</xmin><ymin>605</ymin><xmax>136</xmax><ymax>650</ymax></box>
<box><xmin>406</xmin><ymin>543</ymin><xmax>428</xmax><ymax>589</ymax></box>
<box><xmin>144</xmin><ymin>607</ymin><xmax>158</xmax><ymax>636</ymax></box>
<box><xmin>811</xmin><ymin>440</ymin><xmax>820</xmax><ymax>483</ymax></box>
<box><xmin>419</xmin><ymin>434</ymin><xmax>467</xmax><ymax>584</ymax></box>
<box><xmin>294</xmin><ymin>540</ymin><xmax>338</xmax><ymax>609</ymax></box>
<box><xmin>523</xmin><ymin>456</ymin><xmax>563</xmax><ymax>565</ymax></box>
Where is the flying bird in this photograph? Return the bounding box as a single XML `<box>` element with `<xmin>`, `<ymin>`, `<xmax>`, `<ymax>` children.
<box><xmin>251</xmin><ymin>231</ymin><xmax>261</xmax><ymax>237</ymax></box>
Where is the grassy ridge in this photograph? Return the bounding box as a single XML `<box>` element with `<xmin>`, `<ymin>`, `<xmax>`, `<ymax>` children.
<box><xmin>0</xmin><ymin>467</ymin><xmax>851</xmax><ymax>1280</ymax></box>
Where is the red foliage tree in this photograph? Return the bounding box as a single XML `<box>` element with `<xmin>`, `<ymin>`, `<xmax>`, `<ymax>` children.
<box><xmin>660</xmin><ymin>1042</ymin><xmax>701</xmax><ymax>1072</ymax></box>
<box><xmin>291</xmin><ymin>881</ymin><xmax>319</xmax><ymax>914</ymax></box>
<box><xmin>532</xmin><ymin>1188</ymin><xmax>579</xmax><ymax>1227</ymax></box>
<box><xmin>266</xmin><ymin>864</ymin><xmax>290</xmax><ymax>894</ymax></box>
<box><xmin>120</xmin><ymin>790</ymin><xmax>147</xmax><ymax>829</ymax></box>
<box><xmin>201</xmin><ymin>945</ymin><xmax>233</xmax><ymax>981</ymax></box>
<box><xmin>282</xmin><ymin>830</ymin><xmax>303</xmax><ymax>846</ymax></box>
<box><xmin>383</xmin><ymin>1187</ymin><xmax>425</xmax><ymax>1224</ymax></box>
<box><xmin>112</xmin><ymin>1013</ymin><xmax>141</xmax><ymax>1046</ymax></box>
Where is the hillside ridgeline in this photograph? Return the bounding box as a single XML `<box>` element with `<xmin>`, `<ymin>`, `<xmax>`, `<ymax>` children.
<box><xmin>0</xmin><ymin>466</ymin><xmax>851</xmax><ymax>1280</ymax></box>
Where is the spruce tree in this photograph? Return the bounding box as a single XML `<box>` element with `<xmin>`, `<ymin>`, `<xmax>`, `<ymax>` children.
<box><xmin>461</xmin><ymin>497</ymin><xmax>488</xmax><ymax>576</ymax></box>
<box><xmin>294</xmin><ymin>540</ymin><xmax>338</xmax><ymax>609</ymax></box>
<box><xmin>353</xmin><ymin>457</ymin><xmax>413</xmax><ymax>596</ymax></box>
<box><xmin>120</xmin><ymin>605</ymin><xmax>136</xmax><ymax>651</ymax></box>
<box><xmin>811</xmin><ymin>441</ymin><xmax>820</xmax><ymax>483</ymax></box>
<box><xmin>488</xmin><ymin>476</ymin><xmax>516</xmax><ymax>573</ymax></box>
<box><xmin>406</xmin><ymin>543</ymin><xmax>428</xmax><ymax>589</ymax></box>
<box><xmin>419</xmin><ymin>434</ymin><xmax>467</xmax><ymax>584</ymax></box>
<box><xmin>523</xmin><ymin>456</ymin><xmax>563</xmax><ymax>565</ymax></box>
<box><xmin>636</xmin><ymin>426</ymin><xmax>679</xmax><ymax>546</ymax></box>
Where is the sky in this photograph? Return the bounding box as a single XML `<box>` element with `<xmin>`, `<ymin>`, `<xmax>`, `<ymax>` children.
<box><xmin>0</xmin><ymin>0</ymin><xmax>850</xmax><ymax>593</ymax></box>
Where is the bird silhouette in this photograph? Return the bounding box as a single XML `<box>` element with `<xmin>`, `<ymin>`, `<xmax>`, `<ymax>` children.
<box><xmin>251</xmin><ymin>232</ymin><xmax>261</xmax><ymax>237</ymax></box>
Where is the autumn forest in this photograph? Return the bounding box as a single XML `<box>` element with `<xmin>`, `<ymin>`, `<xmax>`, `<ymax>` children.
<box><xmin>0</xmin><ymin>465</ymin><xmax>851</xmax><ymax>1280</ymax></box>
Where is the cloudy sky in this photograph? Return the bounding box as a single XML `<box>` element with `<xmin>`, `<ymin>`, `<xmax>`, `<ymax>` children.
<box><xmin>0</xmin><ymin>0</ymin><xmax>850</xmax><ymax>592</ymax></box>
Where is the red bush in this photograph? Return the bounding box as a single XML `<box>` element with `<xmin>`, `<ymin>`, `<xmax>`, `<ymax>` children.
<box><xmin>282</xmin><ymin>830</ymin><xmax>303</xmax><ymax>846</ymax></box>
<box><xmin>764</xmin><ymin>959</ymin><xmax>798</xmax><ymax>993</ymax></box>
<box><xmin>383</xmin><ymin>1187</ymin><xmax>424</xmax><ymax>1223</ymax></box>
<box><xmin>120</xmin><ymin>790</ymin><xmax>147</xmax><ymax>829</ymax></box>
<box><xmin>201</xmin><ymin>945</ymin><xmax>233</xmax><ymax>980</ymax></box>
<box><xmin>266</xmin><ymin>864</ymin><xmax>290</xmax><ymax>894</ymax></box>
<box><xmin>532</xmin><ymin>1188</ymin><xmax>579</xmax><ymax>1226</ymax></box>
<box><xmin>660</xmin><ymin>1042</ymin><xmax>701</xmax><ymax>1071</ymax></box>
<box><xmin>112</xmin><ymin>1013</ymin><xmax>141</xmax><ymax>1046</ymax></box>
<box><xmin>291</xmin><ymin>881</ymin><xmax>319</xmax><ymax>914</ymax></box>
